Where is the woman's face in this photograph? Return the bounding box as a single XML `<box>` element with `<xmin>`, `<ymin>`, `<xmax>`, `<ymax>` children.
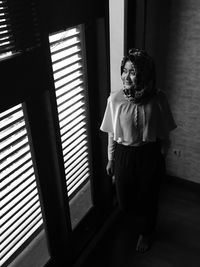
<box><xmin>121</xmin><ymin>60</ymin><xmax>137</xmax><ymax>90</ymax></box>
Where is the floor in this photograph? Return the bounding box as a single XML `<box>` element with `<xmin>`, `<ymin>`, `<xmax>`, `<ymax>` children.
<box><xmin>81</xmin><ymin>178</ymin><xmax>200</xmax><ymax>267</ymax></box>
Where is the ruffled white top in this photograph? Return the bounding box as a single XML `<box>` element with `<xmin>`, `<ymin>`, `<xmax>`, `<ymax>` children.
<box><xmin>100</xmin><ymin>89</ymin><xmax>177</xmax><ymax>160</ymax></box>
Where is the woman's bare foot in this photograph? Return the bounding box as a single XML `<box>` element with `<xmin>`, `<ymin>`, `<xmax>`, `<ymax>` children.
<box><xmin>136</xmin><ymin>234</ymin><xmax>151</xmax><ymax>253</ymax></box>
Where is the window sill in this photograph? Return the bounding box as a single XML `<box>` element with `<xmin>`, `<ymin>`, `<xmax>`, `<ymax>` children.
<box><xmin>8</xmin><ymin>230</ymin><xmax>50</xmax><ymax>267</ymax></box>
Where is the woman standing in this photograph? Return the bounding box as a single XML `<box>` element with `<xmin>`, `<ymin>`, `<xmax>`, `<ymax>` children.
<box><xmin>100</xmin><ymin>48</ymin><xmax>177</xmax><ymax>253</ymax></box>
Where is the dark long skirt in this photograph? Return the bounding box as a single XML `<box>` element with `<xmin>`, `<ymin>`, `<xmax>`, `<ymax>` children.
<box><xmin>114</xmin><ymin>141</ymin><xmax>165</xmax><ymax>236</ymax></box>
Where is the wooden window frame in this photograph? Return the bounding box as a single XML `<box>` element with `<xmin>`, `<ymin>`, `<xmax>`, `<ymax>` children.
<box><xmin>0</xmin><ymin>1</ymin><xmax>113</xmax><ymax>266</ymax></box>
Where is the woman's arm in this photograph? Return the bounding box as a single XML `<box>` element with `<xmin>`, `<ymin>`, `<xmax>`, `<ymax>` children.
<box><xmin>108</xmin><ymin>133</ymin><xmax>116</xmax><ymax>161</ymax></box>
<box><xmin>106</xmin><ymin>133</ymin><xmax>117</xmax><ymax>176</ymax></box>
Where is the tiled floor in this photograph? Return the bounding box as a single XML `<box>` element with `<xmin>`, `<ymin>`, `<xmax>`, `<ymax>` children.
<box><xmin>82</xmin><ymin>178</ymin><xmax>200</xmax><ymax>267</ymax></box>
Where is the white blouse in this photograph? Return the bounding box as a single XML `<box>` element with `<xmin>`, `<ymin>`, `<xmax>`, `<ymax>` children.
<box><xmin>100</xmin><ymin>89</ymin><xmax>177</xmax><ymax>160</ymax></box>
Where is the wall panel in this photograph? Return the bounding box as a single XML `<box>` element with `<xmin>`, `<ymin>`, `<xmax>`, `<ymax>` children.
<box><xmin>146</xmin><ymin>0</ymin><xmax>200</xmax><ymax>183</ymax></box>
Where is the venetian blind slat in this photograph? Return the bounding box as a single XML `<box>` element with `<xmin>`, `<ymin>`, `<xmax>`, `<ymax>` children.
<box><xmin>49</xmin><ymin>26</ymin><xmax>91</xmax><ymax>199</ymax></box>
<box><xmin>64</xmin><ymin>149</ymin><xmax>88</xmax><ymax>171</ymax></box>
<box><xmin>59</xmin><ymin>108</ymin><xmax>85</xmax><ymax>131</ymax></box>
<box><xmin>66</xmin><ymin>158</ymin><xmax>88</xmax><ymax>184</ymax></box>
<box><xmin>1</xmin><ymin>195</ymin><xmax>39</xmax><ymax>234</ymax></box>
<box><xmin>0</xmin><ymin>136</ymin><xmax>28</xmax><ymax>163</ymax></box>
<box><xmin>1</xmin><ymin>206</ymin><xmax>41</xmax><ymax>246</ymax></box>
<box><xmin>0</xmin><ymin>0</ymin><xmax>41</xmax><ymax>60</ymax></box>
<box><xmin>1</xmin><ymin>188</ymin><xmax>39</xmax><ymax>226</ymax></box>
<box><xmin>52</xmin><ymin>54</ymin><xmax>81</xmax><ymax>72</ymax></box>
<box><xmin>0</xmin><ymin>104</ymin><xmax>43</xmax><ymax>267</ymax></box>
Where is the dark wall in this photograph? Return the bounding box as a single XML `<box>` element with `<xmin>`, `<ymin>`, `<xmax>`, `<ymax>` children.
<box><xmin>145</xmin><ymin>0</ymin><xmax>200</xmax><ymax>183</ymax></box>
<box><xmin>40</xmin><ymin>0</ymin><xmax>106</xmax><ymax>33</ymax></box>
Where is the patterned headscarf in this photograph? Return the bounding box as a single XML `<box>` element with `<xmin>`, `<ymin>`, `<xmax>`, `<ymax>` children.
<box><xmin>121</xmin><ymin>48</ymin><xmax>157</xmax><ymax>103</ymax></box>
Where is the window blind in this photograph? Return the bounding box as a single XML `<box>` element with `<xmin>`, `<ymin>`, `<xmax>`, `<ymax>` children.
<box><xmin>0</xmin><ymin>0</ymin><xmax>40</xmax><ymax>59</ymax></box>
<box><xmin>49</xmin><ymin>26</ymin><xmax>92</xmax><ymax>200</ymax></box>
<box><xmin>0</xmin><ymin>104</ymin><xmax>43</xmax><ymax>267</ymax></box>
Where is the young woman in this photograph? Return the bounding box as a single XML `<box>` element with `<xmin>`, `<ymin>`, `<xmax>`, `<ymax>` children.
<box><xmin>100</xmin><ymin>48</ymin><xmax>177</xmax><ymax>253</ymax></box>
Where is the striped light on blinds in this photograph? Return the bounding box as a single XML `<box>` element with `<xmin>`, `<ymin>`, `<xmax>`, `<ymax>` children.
<box><xmin>49</xmin><ymin>26</ymin><xmax>91</xmax><ymax>199</ymax></box>
<box><xmin>0</xmin><ymin>104</ymin><xmax>43</xmax><ymax>267</ymax></box>
<box><xmin>0</xmin><ymin>0</ymin><xmax>13</xmax><ymax>58</ymax></box>
<box><xmin>0</xmin><ymin>0</ymin><xmax>41</xmax><ymax>60</ymax></box>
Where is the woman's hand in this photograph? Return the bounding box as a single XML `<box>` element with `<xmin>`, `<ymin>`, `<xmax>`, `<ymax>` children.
<box><xmin>106</xmin><ymin>160</ymin><xmax>115</xmax><ymax>176</ymax></box>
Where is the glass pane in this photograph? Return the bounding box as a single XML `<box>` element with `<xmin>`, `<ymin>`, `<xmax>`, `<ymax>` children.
<box><xmin>49</xmin><ymin>26</ymin><xmax>93</xmax><ymax>229</ymax></box>
<box><xmin>0</xmin><ymin>104</ymin><xmax>50</xmax><ymax>267</ymax></box>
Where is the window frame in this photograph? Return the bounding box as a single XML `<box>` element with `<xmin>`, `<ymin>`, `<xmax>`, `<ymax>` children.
<box><xmin>0</xmin><ymin>0</ymin><xmax>112</xmax><ymax>266</ymax></box>
<box><xmin>0</xmin><ymin>103</ymin><xmax>48</xmax><ymax>267</ymax></box>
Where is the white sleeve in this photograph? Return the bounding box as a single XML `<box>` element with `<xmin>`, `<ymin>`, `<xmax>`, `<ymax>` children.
<box><xmin>108</xmin><ymin>133</ymin><xmax>117</xmax><ymax>161</ymax></box>
<box><xmin>100</xmin><ymin>96</ymin><xmax>114</xmax><ymax>134</ymax></box>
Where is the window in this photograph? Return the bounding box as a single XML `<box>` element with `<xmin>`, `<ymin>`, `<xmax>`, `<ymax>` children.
<box><xmin>0</xmin><ymin>0</ymin><xmax>14</xmax><ymax>59</ymax></box>
<box><xmin>49</xmin><ymin>25</ymin><xmax>93</xmax><ymax>229</ymax></box>
<box><xmin>0</xmin><ymin>0</ymin><xmax>40</xmax><ymax>60</ymax></box>
<box><xmin>0</xmin><ymin>104</ymin><xmax>47</xmax><ymax>267</ymax></box>
<box><xmin>0</xmin><ymin>1</ymin><xmax>110</xmax><ymax>265</ymax></box>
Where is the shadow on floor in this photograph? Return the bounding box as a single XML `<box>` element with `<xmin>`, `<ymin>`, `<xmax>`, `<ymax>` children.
<box><xmin>81</xmin><ymin>178</ymin><xmax>200</xmax><ymax>267</ymax></box>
